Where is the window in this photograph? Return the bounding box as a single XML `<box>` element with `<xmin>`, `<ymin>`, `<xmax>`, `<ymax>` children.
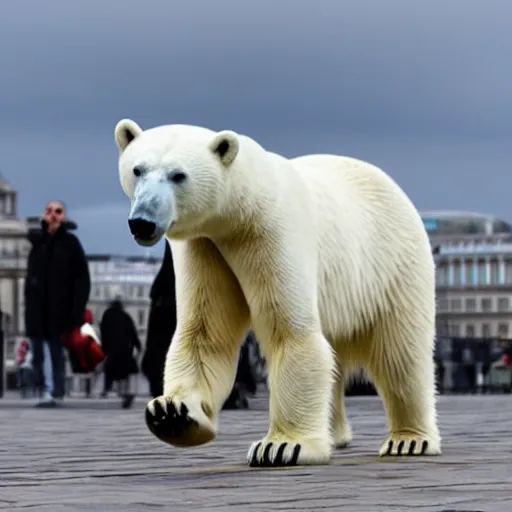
<box><xmin>506</xmin><ymin>261</ymin><xmax>512</xmax><ymax>284</ymax></box>
<box><xmin>437</xmin><ymin>298</ymin><xmax>448</xmax><ymax>312</ymax></box>
<box><xmin>465</xmin><ymin>298</ymin><xmax>476</xmax><ymax>312</ymax></box>
<box><xmin>478</xmin><ymin>260</ymin><xmax>487</xmax><ymax>285</ymax></box>
<box><xmin>498</xmin><ymin>323</ymin><xmax>509</xmax><ymax>338</ymax></box>
<box><xmin>436</xmin><ymin>265</ymin><xmax>448</xmax><ymax>286</ymax></box>
<box><xmin>137</xmin><ymin>285</ymin><xmax>144</xmax><ymax>298</ymax></box>
<box><xmin>449</xmin><ymin>324</ymin><xmax>460</xmax><ymax>337</ymax></box>
<box><xmin>490</xmin><ymin>260</ymin><xmax>500</xmax><ymax>285</ymax></box>
<box><xmin>452</xmin><ymin>261</ymin><xmax>461</xmax><ymax>286</ymax></box>
<box><xmin>481</xmin><ymin>298</ymin><xmax>492</xmax><ymax>312</ymax></box>
<box><xmin>481</xmin><ymin>323</ymin><xmax>491</xmax><ymax>338</ymax></box>
<box><xmin>498</xmin><ymin>297</ymin><xmax>509</xmax><ymax>312</ymax></box>
<box><xmin>450</xmin><ymin>299</ymin><xmax>462</xmax><ymax>312</ymax></box>
<box><xmin>465</xmin><ymin>324</ymin><xmax>475</xmax><ymax>338</ymax></box>
<box><xmin>464</xmin><ymin>261</ymin><xmax>473</xmax><ymax>286</ymax></box>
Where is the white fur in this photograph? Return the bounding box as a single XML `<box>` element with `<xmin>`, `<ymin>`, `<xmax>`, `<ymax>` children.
<box><xmin>115</xmin><ymin>120</ymin><xmax>440</xmax><ymax>466</ymax></box>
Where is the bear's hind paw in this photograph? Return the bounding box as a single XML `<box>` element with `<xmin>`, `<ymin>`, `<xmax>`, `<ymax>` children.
<box><xmin>145</xmin><ymin>395</ymin><xmax>215</xmax><ymax>448</ymax></box>
<box><xmin>333</xmin><ymin>425</ymin><xmax>353</xmax><ymax>449</ymax></box>
<box><xmin>379</xmin><ymin>432</ymin><xmax>441</xmax><ymax>456</ymax></box>
<box><xmin>247</xmin><ymin>439</ymin><xmax>331</xmax><ymax>467</ymax></box>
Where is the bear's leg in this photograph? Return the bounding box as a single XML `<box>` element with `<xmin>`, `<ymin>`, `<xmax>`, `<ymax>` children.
<box><xmin>145</xmin><ymin>239</ymin><xmax>250</xmax><ymax>448</ymax></box>
<box><xmin>247</xmin><ymin>332</ymin><xmax>336</xmax><ymax>467</ymax></box>
<box><xmin>331</xmin><ymin>372</ymin><xmax>353</xmax><ymax>449</ymax></box>
<box><xmin>369</xmin><ymin>330</ymin><xmax>441</xmax><ymax>457</ymax></box>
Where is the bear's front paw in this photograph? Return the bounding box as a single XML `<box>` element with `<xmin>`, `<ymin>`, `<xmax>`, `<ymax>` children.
<box><xmin>145</xmin><ymin>395</ymin><xmax>216</xmax><ymax>448</ymax></box>
<box><xmin>247</xmin><ymin>438</ymin><xmax>331</xmax><ymax>468</ymax></box>
<box><xmin>379</xmin><ymin>432</ymin><xmax>441</xmax><ymax>456</ymax></box>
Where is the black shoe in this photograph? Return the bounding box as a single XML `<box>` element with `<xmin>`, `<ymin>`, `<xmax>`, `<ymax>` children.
<box><xmin>35</xmin><ymin>399</ymin><xmax>57</xmax><ymax>408</ymax></box>
<box><xmin>121</xmin><ymin>395</ymin><xmax>135</xmax><ymax>409</ymax></box>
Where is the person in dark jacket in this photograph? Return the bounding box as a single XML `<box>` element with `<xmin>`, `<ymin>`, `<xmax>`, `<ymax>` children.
<box><xmin>141</xmin><ymin>241</ymin><xmax>177</xmax><ymax>398</ymax></box>
<box><xmin>100</xmin><ymin>298</ymin><xmax>142</xmax><ymax>408</ymax></box>
<box><xmin>25</xmin><ymin>201</ymin><xmax>91</xmax><ymax>407</ymax></box>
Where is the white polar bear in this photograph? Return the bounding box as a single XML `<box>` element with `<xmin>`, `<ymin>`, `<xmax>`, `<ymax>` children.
<box><xmin>114</xmin><ymin>118</ymin><xmax>441</xmax><ymax>467</ymax></box>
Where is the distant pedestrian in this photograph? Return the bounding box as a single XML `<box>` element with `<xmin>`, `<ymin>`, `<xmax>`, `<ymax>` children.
<box><xmin>222</xmin><ymin>332</ymin><xmax>258</xmax><ymax>410</ymax></box>
<box><xmin>100</xmin><ymin>297</ymin><xmax>142</xmax><ymax>408</ymax></box>
<box><xmin>15</xmin><ymin>339</ymin><xmax>34</xmax><ymax>398</ymax></box>
<box><xmin>24</xmin><ymin>201</ymin><xmax>91</xmax><ymax>407</ymax></box>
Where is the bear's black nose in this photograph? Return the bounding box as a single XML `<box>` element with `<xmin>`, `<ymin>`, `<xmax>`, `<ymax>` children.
<box><xmin>128</xmin><ymin>218</ymin><xmax>156</xmax><ymax>240</ymax></box>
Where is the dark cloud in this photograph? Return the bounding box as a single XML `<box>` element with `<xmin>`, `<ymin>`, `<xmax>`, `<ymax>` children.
<box><xmin>0</xmin><ymin>0</ymin><xmax>510</xmax><ymax>255</ymax></box>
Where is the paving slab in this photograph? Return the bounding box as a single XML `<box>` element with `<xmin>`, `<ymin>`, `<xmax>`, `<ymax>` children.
<box><xmin>1</xmin><ymin>392</ymin><xmax>511</xmax><ymax>511</ymax></box>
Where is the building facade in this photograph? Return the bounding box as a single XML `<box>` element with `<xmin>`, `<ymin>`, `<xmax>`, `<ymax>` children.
<box><xmin>87</xmin><ymin>254</ymin><xmax>162</xmax><ymax>343</ymax></box>
<box><xmin>0</xmin><ymin>178</ymin><xmax>31</xmax><ymax>374</ymax></box>
<box><xmin>421</xmin><ymin>210</ymin><xmax>512</xmax><ymax>339</ymax></box>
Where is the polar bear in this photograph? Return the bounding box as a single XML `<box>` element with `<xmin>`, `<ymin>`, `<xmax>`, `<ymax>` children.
<box><xmin>114</xmin><ymin>118</ymin><xmax>441</xmax><ymax>467</ymax></box>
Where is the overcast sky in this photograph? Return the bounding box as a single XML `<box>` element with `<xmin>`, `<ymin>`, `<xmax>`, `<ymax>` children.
<box><xmin>0</xmin><ymin>0</ymin><xmax>510</xmax><ymax>256</ymax></box>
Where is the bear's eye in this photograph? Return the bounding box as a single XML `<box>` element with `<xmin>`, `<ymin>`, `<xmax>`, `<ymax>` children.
<box><xmin>169</xmin><ymin>170</ymin><xmax>187</xmax><ymax>185</ymax></box>
<box><xmin>133</xmin><ymin>165</ymin><xmax>144</xmax><ymax>178</ymax></box>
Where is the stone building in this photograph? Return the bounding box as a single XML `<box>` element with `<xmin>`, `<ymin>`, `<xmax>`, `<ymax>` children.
<box><xmin>0</xmin><ymin>177</ymin><xmax>31</xmax><ymax>369</ymax></box>
<box><xmin>422</xmin><ymin>210</ymin><xmax>512</xmax><ymax>339</ymax></box>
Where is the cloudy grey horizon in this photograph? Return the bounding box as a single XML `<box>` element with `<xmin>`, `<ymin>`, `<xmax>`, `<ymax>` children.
<box><xmin>0</xmin><ymin>0</ymin><xmax>510</xmax><ymax>257</ymax></box>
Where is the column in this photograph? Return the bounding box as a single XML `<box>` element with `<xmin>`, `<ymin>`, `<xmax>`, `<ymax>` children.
<box><xmin>472</xmin><ymin>259</ymin><xmax>478</xmax><ymax>286</ymax></box>
<box><xmin>499</xmin><ymin>257</ymin><xmax>505</xmax><ymax>285</ymax></box>
<box><xmin>485</xmin><ymin>258</ymin><xmax>491</xmax><ymax>285</ymax></box>
<box><xmin>448</xmin><ymin>260</ymin><xmax>454</xmax><ymax>286</ymax></box>
<box><xmin>461</xmin><ymin>260</ymin><xmax>466</xmax><ymax>287</ymax></box>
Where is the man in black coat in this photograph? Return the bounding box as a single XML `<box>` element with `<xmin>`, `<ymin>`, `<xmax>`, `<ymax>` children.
<box><xmin>24</xmin><ymin>201</ymin><xmax>91</xmax><ymax>407</ymax></box>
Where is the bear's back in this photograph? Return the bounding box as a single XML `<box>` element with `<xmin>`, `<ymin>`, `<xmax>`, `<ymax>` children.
<box><xmin>290</xmin><ymin>154</ymin><xmax>434</xmax><ymax>343</ymax></box>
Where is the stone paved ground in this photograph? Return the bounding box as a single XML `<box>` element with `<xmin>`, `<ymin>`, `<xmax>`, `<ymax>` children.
<box><xmin>0</xmin><ymin>391</ymin><xmax>511</xmax><ymax>512</ymax></box>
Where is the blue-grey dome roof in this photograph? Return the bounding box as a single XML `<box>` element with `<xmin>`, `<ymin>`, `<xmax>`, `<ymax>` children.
<box><xmin>420</xmin><ymin>210</ymin><xmax>512</xmax><ymax>236</ymax></box>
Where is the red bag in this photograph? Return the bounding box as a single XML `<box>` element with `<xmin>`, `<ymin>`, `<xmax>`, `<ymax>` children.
<box><xmin>62</xmin><ymin>326</ymin><xmax>105</xmax><ymax>373</ymax></box>
<box><xmin>16</xmin><ymin>340</ymin><xmax>30</xmax><ymax>366</ymax></box>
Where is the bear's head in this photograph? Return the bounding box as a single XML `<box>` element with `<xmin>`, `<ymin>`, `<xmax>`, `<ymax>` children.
<box><xmin>114</xmin><ymin>119</ymin><xmax>241</xmax><ymax>246</ymax></box>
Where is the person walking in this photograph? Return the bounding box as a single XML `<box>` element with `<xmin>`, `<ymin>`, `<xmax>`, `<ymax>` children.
<box><xmin>24</xmin><ymin>200</ymin><xmax>91</xmax><ymax>407</ymax></box>
<box><xmin>100</xmin><ymin>296</ymin><xmax>142</xmax><ymax>408</ymax></box>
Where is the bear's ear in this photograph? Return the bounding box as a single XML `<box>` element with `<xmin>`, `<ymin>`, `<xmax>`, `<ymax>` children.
<box><xmin>208</xmin><ymin>131</ymin><xmax>239</xmax><ymax>167</ymax></box>
<box><xmin>114</xmin><ymin>119</ymin><xmax>143</xmax><ymax>152</ymax></box>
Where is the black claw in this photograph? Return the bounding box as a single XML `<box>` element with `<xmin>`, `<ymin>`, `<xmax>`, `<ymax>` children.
<box><xmin>397</xmin><ymin>440</ymin><xmax>405</xmax><ymax>455</ymax></box>
<box><xmin>249</xmin><ymin>442</ymin><xmax>263</xmax><ymax>467</ymax></box>
<box><xmin>249</xmin><ymin>442</ymin><xmax>302</xmax><ymax>468</ymax></box>
<box><xmin>408</xmin><ymin>440</ymin><xmax>416</xmax><ymax>455</ymax></box>
<box><xmin>421</xmin><ymin>440</ymin><xmax>428</xmax><ymax>455</ymax></box>
<box><xmin>145</xmin><ymin>399</ymin><xmax>198</xmax><ymax>442</ymax></box>
<box><xmin>262</xmin><ymin>443</ymin><xmax>273</xmax><ymax>466</ymax></box>
<box><xmin>288</xmin><ymin>444</ymin><xmax>301</xmax><ymax>466</ymax></box>
<box><xmin>152</xmin><ymin>399</ymin><xmax>166</xmax><ymax>419</ymax></box>
<box><xmin>275</xmin><ymin>443</ymin><xmax>288</xmax><ymax>464</ymax></box>
<box><xmin>386</xmin><ymin>440</ymin><xmax>393</xmax><ymax>455</ymax></box>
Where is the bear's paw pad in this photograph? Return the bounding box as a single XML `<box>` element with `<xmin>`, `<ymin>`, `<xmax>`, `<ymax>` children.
<box><xmin>247</xmin><ymin>439</ymin><xmax>331</xmax><ymax>467</ymax></box>
<box><xmin>145</xmin><ymin>396</ymin><xmax>214</xmax><ymax>448</ymax></box>
<box><xmin>379</xmin><ymin>433</ymin><xmax>441</xmax><ymax>456</ymax></box>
